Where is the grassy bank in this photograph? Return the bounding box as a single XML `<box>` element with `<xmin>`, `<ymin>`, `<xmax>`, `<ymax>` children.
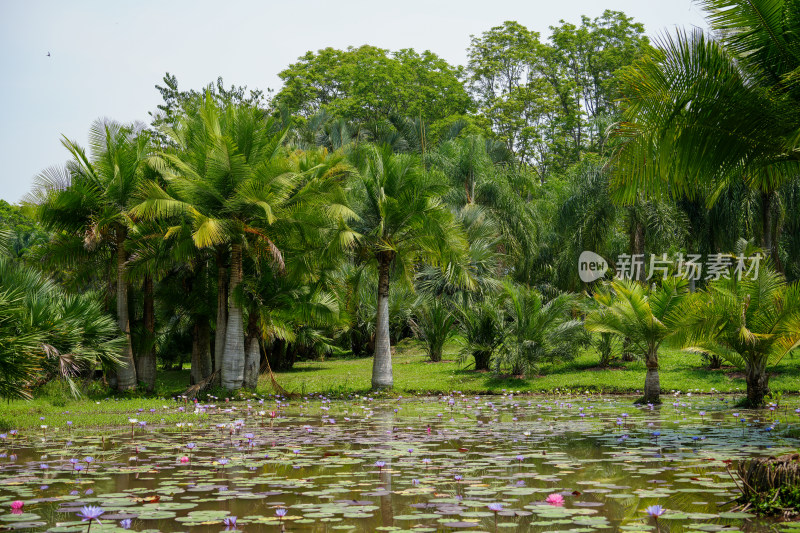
<box><xmin>3</xmin><ymin>339</ymin><xmax>798</xmax><ymax>431</ymax></box>
<box><xmin>269</xmin><ymin>339</ymin><xmax>800</xmax><ymax>397</ymax></box>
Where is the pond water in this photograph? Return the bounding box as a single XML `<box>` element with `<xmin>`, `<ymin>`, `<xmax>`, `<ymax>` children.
<box><xmin>1</xmin><ymin>394</ymin><xmax>799</xmax><ymax>532</ymax></box>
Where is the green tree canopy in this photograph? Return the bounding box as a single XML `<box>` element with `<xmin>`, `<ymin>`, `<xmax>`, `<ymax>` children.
<box><xmin>274</xmin><ymin>46</ymin><xmax>473</xmax><ymax>125</ymax></box>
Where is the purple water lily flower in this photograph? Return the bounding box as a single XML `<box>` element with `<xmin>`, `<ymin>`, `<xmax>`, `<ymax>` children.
<box><xmin>488</xmin><ymin>503</ymin><xmax>503</xmax><ymax>512</ymax></box>
<box><xmin>646</xmin><ymin>504</ymin><xmax>666</xmax><ymax>517</ymax></box>
<box><xmin>222</xmin><ymin>515</ymin><xmax>237</xmax><ymax>529</ymax></box>
<box><xmin>276</xmin><ymin>507</ymin><xmax>288</xmax><ymax>519</ymax></box>
<box><xmin>119</xmin><ymin>518</ymin><xmax>132</xmax><ymax>529</ymax></box>
<box><xmin>77</xmin><ymin>506</ymin><xmax>104</xmax><ymax>532</ymax></box>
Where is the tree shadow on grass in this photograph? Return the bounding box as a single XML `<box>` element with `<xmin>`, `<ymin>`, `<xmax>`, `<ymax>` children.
<box><xmin>277</xmin><ymin>364</ymin><xmax>330</xmax><ymax>374</ymax></box>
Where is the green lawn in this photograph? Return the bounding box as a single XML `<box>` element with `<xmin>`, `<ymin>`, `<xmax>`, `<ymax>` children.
<box><xmin>3</xmin><ymin>339</ymin><xmax>798</xmax><ymax>431</ymax></box>
<box><xmin>266</xmin><ymin>338</ymin><xmax>800</xmax><ymax>398</ymax></box>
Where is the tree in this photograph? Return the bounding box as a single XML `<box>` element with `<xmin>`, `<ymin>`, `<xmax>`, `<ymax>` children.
<box><xmin>134</xmin><ymin>97</ymin><xmax>292</xmax><ymax>391</ymax></box>
<box><xmin>458</xmin><ymin>299</ymin><xmax>504</xmax><ymax>371</ymax></box>
<box><xmin>497</xmin><ymin>282</ymin><xmax>586</xmax><ymax>376</ymax></box>
<box><xmin>544</xmin><ymin>11</ymin><xmax>650</xmax><ymax>156</ymax></box>
<box><xmin>409</xmin><ymin>297</ymin><xmax>456</xmax><ymax>362</ymax></box>
<box><xmin>348</xmin><ymin>144</ymin><xmax>470</xmax><ymax>389</ymax></box>
<box><xmin>675</xmin><ymin>266</ymin><xmax>800</xmax><ymax>407</ymax></box>
<box><xmin>0</xmin><ymin>201</ymin><xmax>48</xmax><ymax>258</ymax></box>
<box><xmin>585</xmin><ymin>278</ymin><xmax>688</xmax><ymax>403</ymax></box>
<box><xmin>275</xmin><ymin>46</ymin><xmax>472</xmax><ymax>125</ymax></box>
<box><xmin>466</xmin><ymin>21</ymin><xmax>560</xmax><ymax>174</ymax></box>
<box><xmin>466</xmin><ymin>14</ymin><xmax>650</xmax><ymax>173</ymax></box>
<box><xmin>0</xmin><ymin>231</ymin><xmax>124</xmax><ymax>399</ymax></box>
<box><xmin>135</xmin><ymin>99</ymin><xmax>350</xmax><ymax>391</ymax></box>
<box><xmin>149</xmin><ymin>73</ymin><xmax>268</xmax><ymax>144</ymax></box>
<box><xmin>612</xmin><ymin>0</ymin><xmax>800</xmax><ymax>267</ymax></box>
<box><xmin>32</xmin><ymin>120</ymin><xmax>153</xmax><ymax>390</ymax></box>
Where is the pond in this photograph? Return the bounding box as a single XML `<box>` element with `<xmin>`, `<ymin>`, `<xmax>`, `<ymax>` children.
<box><xmin>1</xmin><ymin>393</ymin><xmax>799</xmax><ymax>532</ymax></box>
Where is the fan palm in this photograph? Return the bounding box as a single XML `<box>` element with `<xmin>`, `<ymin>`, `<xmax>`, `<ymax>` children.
<box><xmin>675</xmin><ymin>267</ymin><xmax>800</xmax><ymax>407</ymax></box>
<box><xmin>31</xmin><ymin>120</ymin><xmax>153</xmax><ymax>390</ymax></box>
<box><xmin>348</xmin><ymin>144</ymin><xmax>471</xmax><ymax>389</ymax></box>
<box><xmin>585</xmin><ymin>277</ymin><xmax>688</xmax><ymax>403</ymax></box>
<box><xmin>0</xmin><ymin>233</ymin><xmax>124</xmax><ymax>399</ymax></box>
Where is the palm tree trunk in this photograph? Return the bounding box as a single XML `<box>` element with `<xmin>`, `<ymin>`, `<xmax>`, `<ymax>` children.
<box><xmin>761</xmin><ymin>191</ymin><xmax>783</xmax><ymax>271</ymax></box>
<box><xmin>115</xmin><ymin>230</ymin><xmax>137</xmax><ymax>391</ymax></box>
<box><xmin>473</xmin><ymin>350</ymin><xmax>491</xmax><ymax>371</ymax></box>
<box><xmin>135</xmin><ymin>275</ymin><xmax>157</xmax><ymax>391</ymax></box>
<box><xmin>745</xmin><ymin>359</ymin><xmax>770</xmax><ymax>408</ymax></box>
<box><xmin>222</xmin><ymin>243</ymin><xmax>245</xmax><ymax>391</ymax></box>
<box><xmin>243</xmin><ymin>309</ymin><xmax>260</xmax><ymax>389</ymax></box>
<box><xmin>214</xmin><ymin>249</ymin><xmax>228</xmax><ymax>385</ymax></box>
<box><xmin>371</xmin><ymin>251</ymin><xmax>394</xmax><ymax>390</ymax></box>
<box><xmin>629</xmin><ymin>209</ymin><xmax>645</xmax><ymax>282</ymax></box>
<box><xmin>761</xmin><ymin>191</ymin><xmax>773</xmax><ymax>257</ymax></box>
<box><xmin>191</xmin><ymin>318</ymin><xmax>212</xmax><ymax>384</ymax></box>
<box><xmin>642</xmin><ymin>347</ymin><xmax>660</xmax><ymax>404</ymax></box>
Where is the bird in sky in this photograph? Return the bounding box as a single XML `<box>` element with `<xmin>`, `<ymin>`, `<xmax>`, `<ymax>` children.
<box><xmin>46</xmin><ymin>52</ymin><xmax>51</xmax><ymax>57</ymax></box>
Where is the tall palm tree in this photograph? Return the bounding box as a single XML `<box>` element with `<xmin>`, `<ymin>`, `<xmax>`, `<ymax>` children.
<box><xmin>675</xmin><ymin>267</ymin><xmax>800</xmax><ymax>407</ymax></box>
<box><xmin>134</xmin><ymin>97</ymin><xmax>291</xmax><ymax>390</ymax></box>
<box><xmin>31</xmin><ymin>120</ymin><xmax>153</xmax><ymax>390</ymax></box>
<box><xmin>585</xmin><ymin>278</ymin><xmax>688</xmax><ymax>404</ymax></box>
<box><xmin>135</xmin><ymin>99</ymin><xmax>351</xmax><ymax>390</ymax></box>
<box><xmin>612</xmin><ymin>0</ymin><xmax>800</xmax><ymax>266</ymax></box>
<box><xmin>348</xmin><ymin>144</ymin><xmax>470</xmax><ymax>389</ymax></box>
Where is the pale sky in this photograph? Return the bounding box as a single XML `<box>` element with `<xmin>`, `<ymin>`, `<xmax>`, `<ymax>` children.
<box><xmin>0</xmin><ymin>0</ymin><xmax>708</xmax><ymax>202</ymax></box>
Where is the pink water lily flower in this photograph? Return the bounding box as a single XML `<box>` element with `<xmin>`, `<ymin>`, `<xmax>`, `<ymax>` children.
<box><xmin>545</xmin><ymin>493</ymin><xmax>565</xmax><ymax>506</ymax></box>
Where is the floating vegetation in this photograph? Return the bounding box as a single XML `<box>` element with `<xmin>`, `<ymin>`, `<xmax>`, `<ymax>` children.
<box><xmin>0</xmin><ymin>393</ymin><xmax>798</xmax><ymax>531</ymax></box>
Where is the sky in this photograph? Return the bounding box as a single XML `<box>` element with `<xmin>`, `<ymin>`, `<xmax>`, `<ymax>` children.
<box><xmin>0</xmin><ymin>0</ymin><xmax>708</xmax><ymax>203</ymax></box>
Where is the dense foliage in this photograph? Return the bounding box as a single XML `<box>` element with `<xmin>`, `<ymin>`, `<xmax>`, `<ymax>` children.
<box><xmin>2</xmin><ymin>0</ymin><xmax>798</xmax><ymax>406</ymax></box>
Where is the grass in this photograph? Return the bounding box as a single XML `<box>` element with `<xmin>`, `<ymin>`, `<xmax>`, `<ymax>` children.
<box><xmin>0</xmin><ymin>377</ymin><xmax>207</xmax><ymax>433</ymax></box>
<box><xmin>3</xmin><ymin>339</ymin><xmax>798</xmax><ymax>430</ymax></box>
<box><xmin>265</xmin><ymin>338</ymin><xmax>800</xmax><ymax>397</ymax></box>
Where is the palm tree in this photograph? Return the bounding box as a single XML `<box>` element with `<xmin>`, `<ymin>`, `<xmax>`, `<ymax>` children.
<box><xmin>498</xmin><ymin>282</ymin><xmax>587</xmax><ymax>376</ymax></box>
<box><xmin>416</xmin><ymin>205</ymin><xmax>503</xmax><ymax>305</ymax></box>
<box><xmin>409</xmin><ymin>297</ymin><xmax>456</xmax><ymax>362</ymax></box>
<box><xmin>135</xmin><ymin>99</ymin><xmax>351</xmax><ymax>390</ymax></box>
<box><xmin>612</xmin><ymin>0</ymin><xmax>800</xmax><ymax>266</ymax></box>
<box><xmin>31</xmin><ymin>120</ymin><xmax>153</xmax><ymax>390</ymax></box>
<box><xmin>675</xmin><ymin>267</ymin><xmax>800</xmax><ymax>407</ymax></box>
<box><xmin>458</xmin><ymin>299</ymin><xmax>505</xmax><ymax>371</ymax></box>
<box><xmin>585</xmin><ymin>278</ymin><xmax>688</xmax><ymax>404</ymax></box>
<box><xmin>0</xmin><ymin>231</ymin><xmax>124</xmax><ymax>399</ymax></box>
<box><xmin>133</xmin><ymin>97</ymin><xmax>292</xmax><ymax>390</ymax></box>
<box><xmin>348</xmin><ymin>144</ymin><xmax>470</xmax><ymax>389</ymax></box>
